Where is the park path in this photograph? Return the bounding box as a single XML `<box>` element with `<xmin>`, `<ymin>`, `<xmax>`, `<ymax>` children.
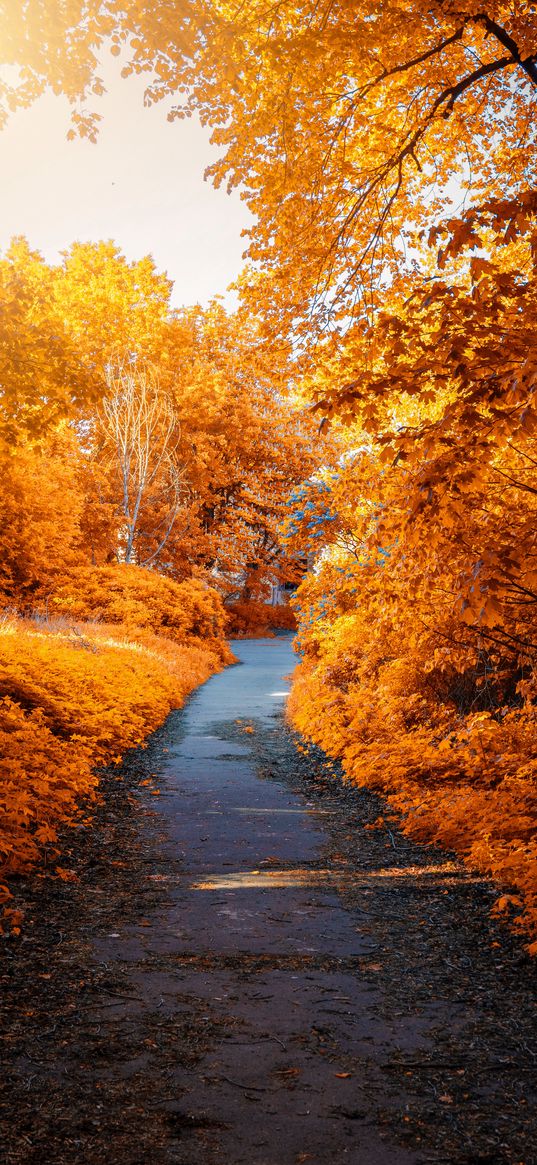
<box><xmin>90</xmin><ymin>636</ymin><xmax>421</xmax><ymax>1164</ymax></box>
<box><xmin>2</xmin><ymin>637</ymin><xmax>536</xmax><ymax>1165</ymax></box>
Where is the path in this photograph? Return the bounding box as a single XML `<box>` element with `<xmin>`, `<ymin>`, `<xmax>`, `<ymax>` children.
<box><xmin>2</xmin><ymin>637</ymin><xmax>536</xmax><ymax>1165</ymax></box>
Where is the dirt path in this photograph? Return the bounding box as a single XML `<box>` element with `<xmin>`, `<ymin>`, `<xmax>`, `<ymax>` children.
<box><xmin>1</xmin><ymin>637</ymin><xmax>536</xmax><ymax>1165</ymax></box>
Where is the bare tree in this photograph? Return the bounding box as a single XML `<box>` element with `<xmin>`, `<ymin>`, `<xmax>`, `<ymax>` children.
<box><xmin>102</xmin><ymin>360</ymin><xmax>187</xmax><ymax>566</ymax></box>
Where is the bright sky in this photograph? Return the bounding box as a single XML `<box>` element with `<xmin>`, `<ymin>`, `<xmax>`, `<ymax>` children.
<box><xmin>0</xmin><ymin>58</ymin><xmax>251</xmax><ymax>308</ymax></box>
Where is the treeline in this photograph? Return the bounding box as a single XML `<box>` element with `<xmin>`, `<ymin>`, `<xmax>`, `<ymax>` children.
<box><xmin>0</xmin><ymin>238</ymin><xmax>316</xmax><ymax>920</ymax></box>
<box><xmin>0</xmin><ymin>238</ymin><xmax>315</xmax><ymax>608</ymax></box>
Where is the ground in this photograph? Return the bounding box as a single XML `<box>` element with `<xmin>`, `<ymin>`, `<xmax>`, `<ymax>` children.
<box><xmin>1</xmin><ymin>638</ymin><xmax>536</xmax><ymax>1165</ymax></box>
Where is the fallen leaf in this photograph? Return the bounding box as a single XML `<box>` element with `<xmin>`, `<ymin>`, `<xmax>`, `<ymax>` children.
<box><xmin>55</xmin><ymin>866</ymin><xmax>78</xmax><ymax>882</ymax></box>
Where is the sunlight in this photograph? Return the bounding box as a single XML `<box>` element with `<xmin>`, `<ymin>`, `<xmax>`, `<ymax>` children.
<box><xmin>191</xmin><ymin>861</ymin><xmax>474</xmax><ymax>891</ymax></box>
<box><xmin>228</xmin><ymin>807</ymin><xmax>319</xmax><ymax>814</ymax></box>
<box><xmin>191</xmin><ymin>868</ymin><xmax>335</xmax><ymax>890</ymax></box>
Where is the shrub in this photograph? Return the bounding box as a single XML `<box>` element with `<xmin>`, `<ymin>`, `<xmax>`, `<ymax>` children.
<box><xmin>40</xmin><ymin>565</ymin><xmax>230</xmax><ymax>659</ymax></box>
<box><xmin>0</xmin><ymin>612</ymin><xmax>230</xmax><ymax>914</ymax></box>
<box><xmin>288</xmin><ymin>565</ymin><xmax>537</xmax><ymax>953</ymax></box>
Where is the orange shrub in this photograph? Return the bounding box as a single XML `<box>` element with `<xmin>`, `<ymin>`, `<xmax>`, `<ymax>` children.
<box><xmin>0</xmin><ymin>613</ymin><xmax>229</xmax><ymax>907</ymax></box>
<box><xmin>287</xmin><ymin>549</ymin><xmax>537</xmax><ymax>954</ymax></box>
<box><xmin>42</xmin><ymin>565</ymin><xmax>230</xmax><ymax>659</ymax></box>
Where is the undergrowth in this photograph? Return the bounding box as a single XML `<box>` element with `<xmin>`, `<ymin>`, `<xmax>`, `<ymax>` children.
<box><xmin>0</xmin><ymin>575</ymin><xmax>234</xmax><ymax>930</ymax></box>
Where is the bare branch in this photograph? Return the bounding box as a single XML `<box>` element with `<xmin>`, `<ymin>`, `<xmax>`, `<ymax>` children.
<box><xmin>101</xmin><ymin>360</ymin><xmax>187</xmax><ymax>566</ymax></box>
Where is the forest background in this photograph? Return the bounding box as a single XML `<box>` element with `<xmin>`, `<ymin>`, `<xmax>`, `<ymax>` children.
<box><xmin>0</xmin><ymin>0</ymin><xmax>536</xmax><ymax>952</ymax></box>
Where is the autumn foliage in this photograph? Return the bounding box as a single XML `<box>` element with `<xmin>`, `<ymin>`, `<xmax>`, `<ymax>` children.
<box><xmin>2</xmin><ymin>0</ymin><xmax>537</xmax><ymax>950</ymax></box>
<box><xmin>225</xmin><ymin>598</ymin><xmax>297</xmax><ymax>638</ymax></box>
<box><xmin>285</xmin><ymin>210</ymin><xmax>537</xmax><ymax>950</ymax></box>
<box><xmin>0</xmin><ymin>601</ymin><xmax>230</xmax><ymax>927</ymax></box>
<box><xmin>0</xmin><ymin>238</ymin><xmax>315</xmax><ymax>922</ymax></box>
<box><xmin>288</xmin><ymin>571</ymin><xmax>537</xmax><ymax>951</ymax></box>
<box><xmin>44</xmin><ymin>566</ymin><xmax>230</xmax><ymax>659</ymax></box>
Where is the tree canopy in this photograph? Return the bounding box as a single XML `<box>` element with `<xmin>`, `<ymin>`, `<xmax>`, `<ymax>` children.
<box><xmin>1</xmin><ymin>1</ymin><xmax>536</xmax><ymax>333</ymax></box>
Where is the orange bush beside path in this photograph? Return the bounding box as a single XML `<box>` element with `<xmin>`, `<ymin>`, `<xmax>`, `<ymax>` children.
<box><xmin>0</xmin><ymin>579</ymin><xmax>234</xmax><ymax>930</ymax></box>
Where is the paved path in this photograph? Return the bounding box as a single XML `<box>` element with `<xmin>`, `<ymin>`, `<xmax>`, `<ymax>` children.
<box><xmin>91</xmin><ymin>638</ymin><xmax>422</xmax><ymax>1164</ymax></box>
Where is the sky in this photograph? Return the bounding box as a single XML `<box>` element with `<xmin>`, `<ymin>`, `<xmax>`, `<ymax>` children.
<box><xmin>0</xmin><ymin>57</ymin><xmax>252</xmax><ymax>309</ymax></box>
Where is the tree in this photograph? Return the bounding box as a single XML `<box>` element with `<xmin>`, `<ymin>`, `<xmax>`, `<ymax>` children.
<box><xmin>100</xmin><ymin>360</ymin><xmax>188</xmax><ymax>566</ymax></box>
<box><xmin>1</xmin><ymin>2</ymin><xmax>536</xmax><ymax>335</ymax></box>
<box><xmin>157</xmin><ymin>301</ymin><xmax>321</xmax><ymax>593</ymax></box>
<box><xmin>56</xmin><ymin>241</ymin><xmax>172</xmax><ymax>367</ymax></box>
<box><xmin>3</xmin><ymin>1</ymin><xmax>537</xmax><ymax>942</ymax></box>
<box><xmin>0</xmin><ymin>426</ymin><xmax>85</xmax><ymax>601</ymax></box>
<box><xmin>0</xmin><ymin>233</ymin><xmax>320</xmax><ymax>595</ymax></box>
<box><xmin>0</xmin><ymin>237</ymin><xmax>183</xmax><ymax>586</ymax></box>
<box><xmin>0</xmin><ymin>238</ymin><xmax>102</xmax><ymax>446</ymax></box>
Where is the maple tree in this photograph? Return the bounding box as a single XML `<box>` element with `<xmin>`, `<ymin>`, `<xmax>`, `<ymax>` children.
<box><xmin>0</xmin><ymin>427</ymin><xmax>84</xmax><ymax>601</ymax></box>
<box><xmin>56</xmin><ymin>240</ymin><xmax>172</xmax><ymax>366</ymax></box>
<box><xmin>0</xmin><ymin>238</ymin><xmax>102</xmax><ymax>445</ymax></box>
<box><xmin>283</xmin><ymin>207</ymin><xmax>537</xmax><ymax>948</ymax></box>
<box><xmin>0</xmin><ymin>239</ymin><xmax>316</xmax><ymax>598</ymax></box>
<box><xmin>133</xmin><ymin>301</ymin><xmax>319</xmax><ymax>594</ymax></box>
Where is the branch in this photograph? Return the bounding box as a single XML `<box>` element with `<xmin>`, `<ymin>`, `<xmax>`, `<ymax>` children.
<box><xmin>439</xmin><ymin>55</ymin><xmax>513</xmax><ymax>116</ymax></box>
<box><xmin>475</xmin><ymin>13</ymin><xmax>537</xmax><ymax>86</ymax></box>
<box><xmin>492</xmin><ymin>465</ymin><xmax>537</xmax><ymax>497</ymax></box>
<box><xmin>321</xmin><ymin>55</ymin><xmax>514</xmax><ymax>299</ymax></box>
<box><xmin>469</xmin><ymin>624</ymin><xmax>537</xmax><ymax>656</ymax></box>
<box><xmin>140</xmin><ymin>464</ymin><xmax>188</xmax><ymax>568</ymax></box>
<box><xmin>355</xmin><ymin>26</ymin><xmax>466</xmax><ymax>102</ymax></box>
<box><xmin>140</xmin><ymin>509</ymin><xmax>188</xmax><ymax>568</ymax></box>
<box><xmin>509</xmin><ymin>442</ymin><xmax>537</xmax><ymax>468</ymax></box>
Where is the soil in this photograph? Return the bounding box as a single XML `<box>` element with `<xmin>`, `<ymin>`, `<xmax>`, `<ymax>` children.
<box><xmin>1</xmin><ymin>638</ymin><xmax>536</xmax><ymax>1165</ymax></box>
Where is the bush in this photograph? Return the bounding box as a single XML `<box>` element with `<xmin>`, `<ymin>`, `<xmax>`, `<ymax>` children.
<box><xmin>0</xmin><ymin>611</ymin><xmax>230</xmax><ymax>916</ymax></box>
<box><xmin>288</xmin><ymin>565</ymin><xmax>537</xmax><ymax>954</ymax></box>
<box><xmin>37</xmin><ymin>565</ymin><xmax>231</xmax><ymax>657</ymax></box>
